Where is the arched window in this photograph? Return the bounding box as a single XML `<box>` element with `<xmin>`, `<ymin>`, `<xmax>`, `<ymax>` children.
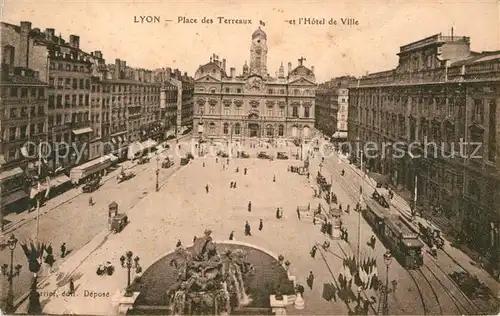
<box><xmin>234</xmin><ymin>123</ymin><xmax>241</xmax><ymax>135</ymax></box>
<box><xmin>223</xmin><ymin>123</ymin><xmax>229</xmax><ymax>135</ymax></box>
<box><xmin>278</xmin><ymin>125</ymin><xmax>284</xmax><ymax>137</ymax></box>
<box><xmin>209</xmin><ymin>122</ymin><xmax>216</xmax><ymax>135</ymax></box>
<box><xmin>292</xmin><ymin>106</ymin><xmax>298</xmax><ymax>117</ymax></box>
<box><xmin>266</xmin><ymin>124</ymin><xmax>274</xmax><ymax>137</ymax></box>
<box><xmin>303</xmin><ymin>126</ymin><xmax>310</xmax><ymax>138</ymax></box>
<box><xmin>210</xmin><ymin>88</ymin><xmax>216</xmax><ymax>93</ymax></box>
<box><xmin>292</xmin><ymin>126</ymin><xmax>298</xmax><ymax>137</ymax></box>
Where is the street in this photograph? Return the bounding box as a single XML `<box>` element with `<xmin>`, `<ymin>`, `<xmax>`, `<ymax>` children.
<box><xmin>311</xmin><ymin>140</ymin><xmax>499</xmax><ymax>314</ymax></box>
<box><xmin>0</xmin><ymin>137</ymin><xmax>187</xmax><ymax>307</ymax></box>
<box><xmin>6</xmin><ymin>138</ymin><xmax>498</xmax><ymax>315</ymax></box>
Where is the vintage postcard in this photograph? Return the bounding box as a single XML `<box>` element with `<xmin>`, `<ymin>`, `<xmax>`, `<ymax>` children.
<box><xmin>0</xmin><ymin>0</ymin><xmax>499</xmax><ymax>315</ymax></box>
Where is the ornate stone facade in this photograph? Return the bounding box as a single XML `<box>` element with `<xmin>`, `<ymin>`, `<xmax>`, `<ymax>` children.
<box><xmin>348</xmin><ymin>33</ymin><xmax>500</xmax><ymax>262</ymax></box>
<box><xmin>193</xmin><ymin>28</ymin><xmax>316</xmax><ymax>141</ymax></box>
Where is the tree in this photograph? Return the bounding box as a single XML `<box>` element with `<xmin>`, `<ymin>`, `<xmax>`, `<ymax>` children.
<box><xmin>20</xmin><ymin>239</ymin><xmax>47</xmax><ymax>314</ymax></box>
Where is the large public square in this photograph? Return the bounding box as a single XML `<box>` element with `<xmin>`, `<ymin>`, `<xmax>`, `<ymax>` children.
<box><xmin>3</xmin><ymin>136</ymin><xmax>497</xmax><ymax>315</ymax></box>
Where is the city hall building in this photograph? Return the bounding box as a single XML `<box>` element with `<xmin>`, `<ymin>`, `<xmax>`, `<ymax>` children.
<box><xmin>192</xmin><ymin>27</ymin><xmax>317</xmax><ymax>142</ymax></box>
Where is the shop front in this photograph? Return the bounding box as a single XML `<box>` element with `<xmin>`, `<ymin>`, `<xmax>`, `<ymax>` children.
<box><xmin>0</xmin><ymin>167</ymin><xmax>29</xmax><ymax>214</ymax></box>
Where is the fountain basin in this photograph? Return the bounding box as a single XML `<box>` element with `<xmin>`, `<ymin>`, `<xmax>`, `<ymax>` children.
<box><xmin>128</xmin><ymin>242</ymin><xmax>295</xmax><ymax>314</ymax></box>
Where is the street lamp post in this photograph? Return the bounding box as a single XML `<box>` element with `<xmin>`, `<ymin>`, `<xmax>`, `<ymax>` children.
<box><xmin>155</xmin><ymin>156</ymin><xmax>160</xmax><ymax>192</ymax></box>
<box><xmin>382</xmin><ymin>250</ymin><xmax>393</xmax><ymax>315</ymax></box>
<box><xmin>120</xmin><ymin>251</ymin><xmax>141</xmax><ymax>297</ymax></box>
<box><xmin>1</xmin><ymin>234</ymin><xmax>22</xmax><ymax>313</ymax></box>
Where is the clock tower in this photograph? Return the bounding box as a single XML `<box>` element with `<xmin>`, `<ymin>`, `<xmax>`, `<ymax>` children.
<box><xmin>249</xmin><ymin>27</ymin><xmax>268</xmax><ymax>76</ymax></box>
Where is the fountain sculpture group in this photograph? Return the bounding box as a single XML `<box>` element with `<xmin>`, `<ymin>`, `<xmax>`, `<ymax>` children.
<box><xmin>166</xmin><ymin>230</ymin><xmax>254</xmax><ymax>315</ymax></box>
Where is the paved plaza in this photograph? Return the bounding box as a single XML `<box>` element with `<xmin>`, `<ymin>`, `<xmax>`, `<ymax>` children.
<box><xmin>7</xmin><ymin>137</ymin><xmax>499</xmax><ymax>315</ymax></box>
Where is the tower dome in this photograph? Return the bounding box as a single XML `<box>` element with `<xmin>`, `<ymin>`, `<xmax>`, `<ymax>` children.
<box><xmin>252</xmin><ymin>27</ymin><xmax>267</xmax><ymax>40</ymax></box>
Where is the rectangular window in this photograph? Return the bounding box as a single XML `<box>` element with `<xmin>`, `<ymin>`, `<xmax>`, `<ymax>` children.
<box><xmin>267</xmin><ymin>107</ymin><xmax>273</xmax><ymax>116</ymax></box>
<box><xmin>48</xmin><ymin>95</ymin><xmax>55</xmax><ymax>109</ymax></box>
<box><xmin>56</xmin><ymin>95</ymin><xmax>62</xmax><ymax>108</ymax></box>
<box><xmin>279</xmin><ymin>107</ymin><xmax>285</xmax><ymax>117</ymax></box>
<box><xmin>488</xmin><ymin>99</ymin><xmax>497</xmax><ymax>162</ymax></box>
<box><xmin>473</xmin><ymin>99</ymin><xmax>483</xmax><ymax>123</ymax></box>
<box><xmin>236</xmin><ymin>88</ymin><xmax>242</xmax><ymax>93</ymax></box>
<box><xmin>72</xmin><ymin>79</ymin><xmax>78</xmax><ymax>89</ymax></box>
<box><xmin>79</xmin><ymin>79</ymin><xmax>84</xmax><ymax>89</ymax></box>
<box><xmin>9</xmin><ymin>127</ymin><xmax>16</xmax><ymax>141</ymax></box>
<box><xmin>304</xmin><ymin>107</ymin><xmax>310</xmax><ymax>118</ymax></box>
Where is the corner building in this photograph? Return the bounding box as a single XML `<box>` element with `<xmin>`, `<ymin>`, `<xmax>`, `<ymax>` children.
<box><xmin>192</xmin><ymin>28</ymin><xmax>316</xmax><ymax>141</ymax></box>
<box><xmin>348</xmin><ymin>33</ymin><xmax>500</xmax><ymax>265</ymax></box>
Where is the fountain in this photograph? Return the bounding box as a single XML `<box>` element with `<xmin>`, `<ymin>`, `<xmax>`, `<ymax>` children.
<box><xmin>166</xmin><ymin>230</ymin><xmax>254</xmax><ymax>315</ymax></box>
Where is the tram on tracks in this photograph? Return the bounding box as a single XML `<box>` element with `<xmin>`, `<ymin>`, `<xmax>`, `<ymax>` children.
<box><xmin>363</xmin><ymin>198</ymin><xmax>424</xmax><ymax>269</ymax></box>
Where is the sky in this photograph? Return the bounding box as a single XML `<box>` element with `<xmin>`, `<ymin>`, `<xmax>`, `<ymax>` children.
<box><xmin>2</xmin><ymin>0</ymin><xmax>499</xmax><ymax>82</ymax></box>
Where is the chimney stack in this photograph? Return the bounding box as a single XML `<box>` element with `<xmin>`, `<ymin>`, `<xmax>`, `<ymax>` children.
<box><xmin>230</xmin><ymin>67</ymin><xmax>236</xmax><ymax>78</ymax></box>
<box><xmin>69</xmin><ymin>35</ymin><xmax>80</xmax><ymax>49</ymax></box>
<box><xmin>287</xmin><ymin>62</ymin><xmax>292</xmax><ymax>75</ymax></box>
<box><xmin>19</xmin><ymin>21</ymin><xmax>32</xmax><ymax>68</ymax></box>
<box><xmin>45</xmin><ymin>28</ymin><xmax>55</xmax><ymax>41</ymax></box>
<box><xmin>166</xmin><ymin>67</ymin><xmax>172</xmax><ymax>80</ymax></box>
<box><xmin>93</xmin><ymin>50</ymin><xmax>102</xmax><ymax>59</ymax></box>
<box><xmin>222</xmin><ymin>58</ymin><xmax>226</xmax><ymax>72</ymax></box>
<box><xmin>115</xmin><ymin>58</ymin><xmax>121</xmax><ymax>79</ymax></box>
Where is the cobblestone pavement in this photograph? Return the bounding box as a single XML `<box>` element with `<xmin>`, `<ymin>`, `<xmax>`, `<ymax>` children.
<box><xmin>310</xmin><ymin>137</ymin><xmax>499</xmax><ymax>314</ymax></box>
<box><xmin>11</xmin><ymin>136</ymin><xmax>499</xmax><ymax>315</ymax></box>
<box><xmin>0</xmin><ymin>137</ymin><xmax>186</xmax><ymax>309</ymax></box>
<box><xmin>18</xmin><ymin>157</ymin><xmax>358</xmax><ymax>315</ymax></box>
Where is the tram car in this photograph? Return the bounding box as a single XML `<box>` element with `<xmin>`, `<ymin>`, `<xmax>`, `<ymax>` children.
<box><xmin>414</xmin><ymin>217</ymin><xmax>445</xmax><ymax>249</ymax></box>
<box><xmin>383</xmin><ymin>215</ymin><xmax>424</xmax><ymax>269</ymax></box>
<box><xmin>363</xmin><ymin>199</ymin><xmax>423</xmax><ymax>269</ymax></box>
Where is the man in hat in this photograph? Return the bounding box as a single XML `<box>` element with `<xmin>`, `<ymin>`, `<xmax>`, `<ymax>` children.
<box><xmin>248</xmin><ymin>201</ymin><xmax>252</xmax><ymax>212</ymax></box>
<box><xmin>306</xmin><ymin>271</ymin><xmax>315</xmax><ymax>289</ymax></box>
<box><xmin>205</xmin><ymin>184</ymin><xmax>209</xmax><ymax>193</ymax></box>
<box><xmin>244</xmin><ymin>167</ymin><xmax>247</xmax><ymax>175</ymax></box>
<box><xmin>259</xmin><ymin>219</ymin><xmax>263</xmax><ymax>231</ymax></box>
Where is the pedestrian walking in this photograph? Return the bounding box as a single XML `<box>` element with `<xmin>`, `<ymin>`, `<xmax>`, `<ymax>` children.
<box><xmin>60</xmin><ymin>242</ymin><xmax>67</xmax><ymax>258</ymax></box>
<box><xmin>69</xmin><ymin>278</ymin><xmax>75</xmax><ymax>295</ymax></box>
<box><xmin>176</xmin><ymin>239</ymin><xmax>182</xmax><ymax>248</ymax></box>
<box><xmin>216</xmin><ymin>157</ymin><xmax>218</xmax><ymax>163</ymax></box>
<box><xmin>248</xmin><ymin>201</ymin><xmax>252</xmax><ymax>212</ymax></box>
<box><xmin>339</xmin><ymin>204</ymin><xmax>342</xmax><ymax>212</ymax></box>
<box><xmin>244</xmin><ymin>221</ymin><xmax>252</xmax><ymax>236</ymax></box>
<box><xmin>391</xmin><ymin>280</ymin><xmax>397</xmax><ymax>293</ymax></box>
<box><xmin>203</xmin><ymin>162</ymin><xmax>205</xmax><ymax>167</ymax></box>
<box><xmin>313</xmin><ymin>216</ymin><xmax>316</xmax><ymax>225</ymax></box>
<box><xmin>205</xmin><ymin>184</ymin><xmax>209</xmax><ymax>193</ymax></box>
<box><xmin>229</xmin><ymin>231</ymin><xmax>234</xmax><ymax>240</ymax></box>
<box><xmin>233</xmin><ymin>182</ymin><xmax>237</xmax><ymax>188</ymax></box>
<box><xmin>230</xmin><ymin>181</ymin><xmax>234</xmax><ymax>188</ymax></box>
<box><xmin>227</xmin><ymin>158</ymin><xmax>230</xmax><ymax>164</ymax></box>
<box><xmin>273</xmin><ymin>175</ymin><xmax>276</xmax><ymax>182</ymax></box>
<box><xmin>259</xmin><ymin>219</ymin><xmax>263</xmax><ymax>231</ymax></box>
<box><xmin>236</xmin><ymin>167</ymin><xmax>239</xmax><ymax>173</ymax></box>
<box><xmin>369</xmin><ymin>235</ymin><xmax>376</xmax><ymax>249</ymax></box>
<box><xmin>297</xmin><ymin>207</ymin><xmax>301</xmax><ymax>220</ymax></box>
<box><xmin>88</xmin><ymin>196</ymin><xmax>93</xmax><ymax>206</ymax></box>
<box><xmin>306</xmin><ymin>271</ymin><xmax>315</xmax><ymax>289</ymax></box>
<box><xmin>310</xmin><ymin>245</ymin><xmax>317</xmax><ymax>258</ymax></box>
<box><xmin>244</xmin><ymin>168</ymin><xmax>247</xmax><ymax>175</ymax></box>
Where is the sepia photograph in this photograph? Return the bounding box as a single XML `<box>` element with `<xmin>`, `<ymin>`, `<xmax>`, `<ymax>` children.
<box><xmin>0</xmin><ymin>0</ymin><xmax>499</xmax><ymax>314</ymax></box>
